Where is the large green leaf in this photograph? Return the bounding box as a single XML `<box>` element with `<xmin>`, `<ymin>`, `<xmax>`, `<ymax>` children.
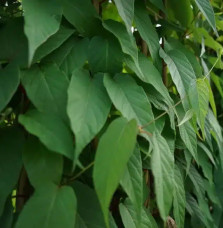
<box><xmin>120</xmin><ymin>199</ymin><xmax>158</xmax><ymax>228</ymax></box>
<box><xmin>0</xmin><ymin>197</ymin><xmax>13</xmax><ymax>228</ymax></box>
<box><xmin>0</xmin><ymin>64</ymin><xmax>19</xmax><ymax>112</ymax></box>
<box><xmin>23</xmin><ymin>137</ymin><xmax>63</xmax><ymax>188</ymax></box>
<box><xmin>22</xmin><ymin>0</ymin><xmax>62</xmax><ymax>64</ymax></box>
<box><xmin>113</xmin><ymin>0</ymin><xmax>134</xmax><ymax>32</ymax></box>
<box><xmin>72</xmin><ymin>182</ymin><xmax>117</xmax><ymax>228</ymax></box>
<box><xmin>67</xmin><ymin>70</ymin><xmax>111</xmax><ymax>159</ymax></box>
<box><xmin>21</xmin><ymin>63</ymin><xmax>69</xmax><ymax>121</ymax></box>
<box><xmin>62</xmin><ymin>0</ymin><xmax>103</xmax><ymax>37</ymax></box>
<box><xmin>15</xmin><ymin>184</ymin><xmax>76</xmax><ymax>228</ymax></box>
<box><xmin>45</xmin><ymin>37</ymin><xmax>89</xmax><ymax>77</ymax></box>
<box><xmin>120</xmin><ymin>146</ymin><xmax>143</xmax><ymax>225</ymax></box>
<box><xmin>103</xmin><ymin>20</ymin><xmax>138</xmax><ymax>62</ymax></box>
<box><xmin>135</xmin><ymin>0</ymin><xmax>162</xmax><ymax>72</ymax></box>
<box><xmin>0</xmin><ymin>127</ymin><xmax>24</xmax><ymax>216</ymax></box>
<box><xmin>195</xmin><ymin>0</ymin><xmax>217</xmax><ymax>34</ymax></box>
<box><xmin>104</xmin><ymin>74</ymin><xmax>155</xmax><ymax>133</ymax></box>
<box><xmin>125</xmin><ymin>54</ymin><xmax>173</xmax><ymax>108</ymax></box>
<box><xmin>33</xmin><ymin>26</ymin><xmax>74</xmax><ymax>63</ymax></box>
<box><xmin>88</xmin><ymin>36</ymin><xmax>123</xmax><ymax>73</ymax></box>
<box><xmin>173</xmin><ymin>166</ymin><xmax>186</xmax><ymax>228</ymax></box>
<box><xmin>151</xmin><ymin>132</ymin><xmax>174</xmax><ymax>220</ymax></box>
<box><xmin>149</xmin><ymin>0</ymin><xmax>165</xmax><ymax>12</ymax></box>
<box><xmin>93</xmin><ymin>117</ymin><xmax>138</xmax><ymax>227</ymax></box>
<box><xmin>19</xmin><ymin>110</ymin><xmax>74</xmax><ymax>160</ymax></box>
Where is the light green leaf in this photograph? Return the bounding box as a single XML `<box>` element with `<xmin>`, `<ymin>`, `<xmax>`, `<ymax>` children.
<box><xmin>104</xmin><ymin>74</ymin><xmax>155</xmax><ymax>133</ymax></box>
<box><xmin>120</xmin><ymin>198</ymin><xmax>158</xmax><ymax>228</ymax></box>
<box><xmin>189</xmin><ymin>78</ymin><xmax>209</xmax><ymax>137</ymax></box>
<box><xmin>72</xmin><ymin>182</ymin><xmax>117</xmax><ymax>228</ymax></box>
<box><xmin>21</xmin><ymin>63</ymin><xmax>69</xmax><ymax>121</ymax></box>
<box><xmin>151</xmin><ymin>132</ymin><xmax>174</xmax><ymax>220</ymax></box>
<box><xmin>22</xmin><ymin>0</ymin><xmax>62</xmax><ymax>64</ymax></box>
<box><xmin>103</xmin><ymin>20</ymin><xmax>138</xmax><ymax>62</ymax></box>
<box><xmin>125</xmin><ymin>54</ymin><xmax>173</xmax><ymax>108</ymax></box>
<box><xmin>67</xmin><ymin>70</ymin><xmax>111</xmax><ymax>159</ymax></box>
<box><xmin>178</xmin><ymin>109</ymin><xmax>194</xmax><ymax>126</ymax></box>
<box><xmin>15</xmin><ymin>184</ymin><xmax>76</xmax><ymax>228</ymax></box>
<box><xmin>62</xmin><ymin>0</ymin><xmax>103</xmax><ymax>37</ymax></box>
<box><xmin>19</xmin><ymin>110</ymin><xmax>74</xmax><ymax>160</ymax></box>
<box><xmin>88</xmin><ymin>36</ymin><xmax>123</xmax><ymax>73</ymax></box>
<box><xmin>120</xmin><ymin>146</ymin><xmax>143</xmax><ymax>225</ymax></box>
<box><xmin>33</xmin><ymin>26</ymin><xmax>74</xmax><ymax>63</ymax></box>
<box><xmin>113</xmin><ymin>0</ymin><xmax>134</xmax><ymax>32</ymax></box>
<box><xmin>205</xmin><ymin>78</ymin><xmax>217</xmax><ymax>117</ymax></box>
<box><xmin>173</xmin><ymin>166</ymin><xmax>186</xmax><ymax>228</ymax></box>
<box><xmin>0</xmin><ymin>128</ymin><xmax>24</xmax><ymax>216</ymax></box>
<box><xmin>195</xmin><ymin>0</ymin><xmax>217</xmax><ymax>35</ymax></box>
<box><xmin>23</xmin><ymin>137</ymin><xmax>63</xmax><ymax>188</ymax></box>
<box><xmin>93</xmin><ymin>117</ymin><xmax>138</xmax><ymax>227</ymax></box>
<box><xmin>0</xmin><ymin>64</ymin><xmax>19</xmax><ymax>113</ymax></box>
<box><xmin>211</xmin><ymin>73</ymin><xmax>223</xmax><ymax>98</ymax></box>
<box><xmin>135</xmin><ymin>1</ymin><xmax>162</xmax><ymax>72</ymax></box>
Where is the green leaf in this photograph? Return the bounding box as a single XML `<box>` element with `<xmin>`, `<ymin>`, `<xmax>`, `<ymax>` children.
<box><xmin>125</xmin><ymin>54</ymin><xmax>173</xmax><ymax>108</ymax></box>
<box><xmin>189</xmin><ymin>78</ymin><xmax>209</xmax><ymax>137</ymax></box>
<box><xmin>104</xmin><ymin>74</ymin><xmax>155</xmax><ymax>133</ymax></box>
<box><xmin>173</xmin><ymin>166</ymin><xmax>186</xmax><ymax>228</ymax></box>
<box><xmin>15</xmin><ymin>184</ymin><xmax>76</xmax><ymax>228</ymax></box>
<box><xmin>134</xmin><ymin>0</ymin><xmax>162</xmax><ymax>72</ymax></box>
<box><xmin>195</xmin><ymin>0</ymin><xmax>217</xmax><ymax>35</ymax></box>
<box><xmin>103</xmin><ymin>20</ymin><xmax>138</xmax><ymax>62</ymax></box>
<box><xmin>19</xmin><ymin>110</ymin><xmax>74</xmax><ymax>160</ymax></box>
<box><xmin>33</xmin><ymin>26</ymin><xmax>74</xmax><ymax>63</ymax></box>
<box><xmin>113</xmin><ymin>0</ymin><xmax>134</xmax><ymax>32</ymax></box>
<box><xmin>120</xmin><ymin>146</ymin><xmax>143</xmax><ymax>225</ymax></box>
<box><xmin>198</xmin><ymin>142</ymin><xmax>216</xmax><ymax>166</ymax></box>
<box><xmin>62</xmin><ymin>0</ymin><xmax>103</xmax><ymax>37</ymax></box>
<box><xmin>23</xmin><ymin>137</ymin><xmax>63</xmax><ymax>188</ymax></box>
<box><xmin>120</xmin><ymin>198</ymin><xmax>158</xmax><ymax>228</ymax></box>
<box><xmin>72</xmin><ymin>182</ymin><xmax>117</xmax><ymax>228</ymax></box>
<box><xmin>45</xmin><ymin>37</ymin><xmax>89</xmax><ymax>77</ymax></box>
<box><xmin>178</xmin><ymin>109</ymin><xmax>194</xmax><ymax>126</ymax></box>
<box><xmin>0</xmin><ymin>127</ymin><xmax>24</xmax><ymax>216</ymax></box>
<box><xmin>21</xmin><ymin>63</ymin><xmax>69</xmax><ymax>121</ymax></box>
<box><xmin>93</xmin><ymin>117</ymin><xmax>138</xmax><ymax>227</ymax></box>
<box><xmin>0</xmin><ymin>197</ymin><xmax>13</xmax><ymax>228</ymax></box>
<box><xmin>67</xmin><ymin>70</ymin><xmax>111</xmax><ymax>159</ymax></box>
<box><xmin>22</xmin><ymin>0</ymin><xmax>62</xmax><ymax>64</ymax></box>
<box><xmin>88</xmin><ymin>36</ymin><xmax>123</xmax><ymax>73</ymax></box>
<box><xmin>0</xmin><ymin>64</ymin><xmax>19</xmax><ymax>112</ymax></box>
<box><xmin>151</xmin><ymin>132</ymin><xmax>174</xmax><ymax>220</ymax></box>
<box><xmin>148</xmin><ymin>0</ymin><xmax>165</xmax><ymax>12</ymax></box>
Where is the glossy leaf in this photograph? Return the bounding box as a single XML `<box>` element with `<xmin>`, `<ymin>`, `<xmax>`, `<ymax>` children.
<box><xmin>67</xmin><ymin>70</ymin><xmax>111</xmax><ymax>159</ymax></box>
<box><xmin>93</xmin><ymin>117</ymin><xmax>138</xmax><ymax>227</ymax></box>
<box><xmin>15</xmin><ymin>184</ymin><xmax>76</xmax><ymax>228</ymax></box>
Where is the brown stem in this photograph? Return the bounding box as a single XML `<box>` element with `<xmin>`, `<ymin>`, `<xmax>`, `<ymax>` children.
<box><xmin>92</xmin><ymin>0</ymin><xmax>99</xmax><ymax>14</ymax></box>
<box><xmin>141</xmin><ymin>39</ymin><xmax>148</xmax><ymax>56</ymax></box>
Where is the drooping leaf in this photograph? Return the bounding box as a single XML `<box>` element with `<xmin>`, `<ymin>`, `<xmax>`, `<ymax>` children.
<box><xmin>21</xmin><ymin>63</ymin><xmax>69</xmax><ymax>121</ymax></box>
<box><xmin>72</xmin><ymin>182</ymin><xmax>117</xmax><ymax>228</ymax></box>
<box><xmin>15</xmin><ymin>184</ymin><xmax>76</xmax><ymax>228</ymax></box>
<box><xmin>120</xmin><ymin>198</ymin><xmax>158</xmax><ymax>228</ymax></box>
<box><xmin>173</xmin><ymin>166</ymin><xmax>186</xmax><ymax>228</ymax></box>
<box><xmin>195</xmin><ymin>0</ymin><xmax>217</xmax><ymax>35</ymax></box>
<box><xmin>0</xmin><ymin>64</ymin><xmax>19</xmax><ymax>112</ymax></box>
<box><xmin>22</xmin><ymin>0</ymin><xmax>62</xmax><ymax>64</ymax></box>
<box><xmin>134</xmin><ymin>0</ymin><xmax>162</xmax><ymax>72</ymax></box>
<box><xmin>19</xmin><ymin>110</ymin><xmax>74</xmax><ymax>160</ymax></box>
<box><xmin>120</xmin><ymin>146</ymin><xmax>143</xmax><ymax>225</ymax></box>
<box><xmin>62</xmin><ymin>0</ymin><xmax>103</xmax><ymax>37</ymax></box>
<box><xmin>151</xmin><ymin>131</ymin><xmax>174</xmax><ymax>220</ymax></box>
<box><xmin>93</xmin><ymin>117</ymin><xmax>138</xmax><ymax>227</ymax></box>
<box><xmin>67</xmin><ymin>70</ymin><xmax>111</xmax><ymax>159</ymax></box>
<box><xmin>104</xmin><ymin>74</ymin><xmax>155</xmax><ymax>133</ymax></box>
<box><xmin>23</xmin><ymin>137</ymin><xmax>63</xmax><ymax>188</ymax></box>
<box><xmin>88</xmin><ymin>36</ymin><xmax>123</xmax><ymax>73</ymax></box>
<box><xmin>113</xmin><ymin>0</ymin><xmax>134</xmax><ymax>32</ymax></box>
<box><xmin>0</xmin><ymin>127</ymin><xmax>24</xmax><ymax>216</ymax></box>
<box><xmin>178</xmin><ymin>109</ymin><xmax>194</xmax><ymax>126</ymax></box>
<box><xmin>103</xmin><ymin>20</ymin><xmax>138</xmax><ymax>62</ymax></box>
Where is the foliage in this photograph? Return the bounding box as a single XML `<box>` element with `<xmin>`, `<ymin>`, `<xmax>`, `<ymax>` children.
<box><xmin>0</xmin><ymin>0</ymin><xmax>223</xmax><ymax>227</ymax></box>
